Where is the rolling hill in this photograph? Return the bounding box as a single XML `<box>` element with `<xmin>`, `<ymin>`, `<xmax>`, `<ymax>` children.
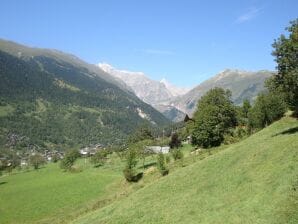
<box><xmin>74</xmin><ymin>116</ymin><xmax>298</xmax><ymax>224</ymax></box>
<box><xmin>0</xmin><ymin>39</ymin><xmax>170</xmax><ymax>150</ymax></box>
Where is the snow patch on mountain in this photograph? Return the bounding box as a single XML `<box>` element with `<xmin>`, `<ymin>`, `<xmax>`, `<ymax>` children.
<box><xmin>137</xmin><ymin>108</ymin><xmax>149</xmax><ymax>119</ymax></box>
<box><xmin>160</xmin><ymin>78</ymin><xmax>190</xmax><ymax>96</ymax></box>
<box><xmin>97</xmin><ymin>63</ymin><xmax>187</xmax><ymax>106</ymax></box>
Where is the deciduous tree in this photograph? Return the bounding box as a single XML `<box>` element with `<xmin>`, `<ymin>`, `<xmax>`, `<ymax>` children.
<box><xmin>248</xmin><ymin>92</ymin><xmax>286</xmax><ymax>129</ymax></box>
<box><xmin>192</xmin><ymin>88</ymin><xmax>237</xmax><ymax>148</ymax></box>
<box><xmin>60</xmin><ymin>149</ymin><xmax>80</xmax><ymax>171</ymax></box>
<box><xmin>29</xmin><ymin>153</ymin><xmax>46</xmax><ymax>170</ymax></box>
<box><xmin>271</xmin><ymin>19</ymin><xmax>298</xmax><ymax>115</ymax></box>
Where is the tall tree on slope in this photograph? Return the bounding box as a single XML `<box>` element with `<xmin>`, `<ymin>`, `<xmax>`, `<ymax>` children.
<box><xmin>271</xmin><ymin>19</ymin><xmax>298</xmax><ymax>116</ymax></box>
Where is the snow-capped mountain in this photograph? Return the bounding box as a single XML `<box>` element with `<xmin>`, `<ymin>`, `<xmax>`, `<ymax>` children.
<box><xmin>98</xmin><ymin>63</ymin><xmax>187</xmax><ymax>105</ymax></box>
<box><xmin>160</xmin><ymin>78</ymin><xmax>190</xmax><ymax>97</ymax></box>
<box><xmin>98</xmin><ymin>63</ymin><xmax>273</xmax><ymax>122</ymax></box>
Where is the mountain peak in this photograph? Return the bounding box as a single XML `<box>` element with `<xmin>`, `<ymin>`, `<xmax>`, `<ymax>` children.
<box><xmin>160</xmin><ymin>78</ymin><xmax>171</xmax><ymax>87</ymax></box>
<box><xmin>212</xmin><ymin>69</ymin><xmax>253</xmax><ymax>82</ymax></box>
<box><xmin>98</xmin><ymin>62</ymin><xmax>113</xmax><ymax>70</ymax></box>
<box><xmin>98</xmin><ymin>63</ymin><xmax>146</xmax><ymax>77</ymax></box>
<box><xmin>160</xmin><ymin>78</ymin><xmax>190</xmax><ymax>96</ymax></box>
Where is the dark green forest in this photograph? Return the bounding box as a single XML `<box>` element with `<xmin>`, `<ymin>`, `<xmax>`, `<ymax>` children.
<box><xmin>0</xmin><ymin>47</ymin><xmax>170</xmax><ymax>151</ymax></box>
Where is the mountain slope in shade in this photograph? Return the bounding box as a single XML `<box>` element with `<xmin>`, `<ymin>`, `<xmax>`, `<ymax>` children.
<box><xmin>0</xmin><ymin>39</ymin><xmax>170</xmax><ymax>149</ymax></box>
<box><xmin>0</xmin><ymin>39</ymin><xmax>132</xmax><ymax>93</ymax></box>
<box><xmin>153</xmin><ymin>104</ymin><xmax>186</xmax><ymax>122</ymax></box>
<box><xmin>172</xmin><ymin>69</ymin><xmax>273</xmax><ymax>116</ymax></box>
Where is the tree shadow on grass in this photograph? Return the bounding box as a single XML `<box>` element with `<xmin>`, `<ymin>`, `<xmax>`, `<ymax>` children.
<box><xmin>0</xmin><ymin>181</ymin><xmax>7</xmax><ymax>185</ymax></box>
<box><xmin>273</xmin><ymin>126</ymin><xmax>298</xmax><ymax>136</ymax></box>
<box><xmin>131</xmin><ymin>172</ymin><xmax>143</xmax><ymax>182</ymax></box>
<box><xmin>138</xmin><ymin>162</ymin><xmax>157</xmax><ymax>169</ymax></box>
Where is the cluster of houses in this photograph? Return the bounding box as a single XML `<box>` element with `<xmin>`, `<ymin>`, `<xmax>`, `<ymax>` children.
<box><xmin>1</xmin><ymin>142</ymin><xmax>175</xmax><ymax>170</ymax></box>
<box><xmin>19</xmin><ymin>149</ymin><xmax>64</xmax><ymax>167</ymax></box>
<box><xmin>43</xmin><ymin>150</ymin><xmax>64</xmax><ymax>162</ymax></box>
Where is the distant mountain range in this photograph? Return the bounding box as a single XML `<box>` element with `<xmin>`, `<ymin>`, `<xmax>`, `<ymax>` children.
<box><xmin>0</xmin><ymin>39</ymin><xmax>170</xmax><ymax>150</ymax></box>
<box><xmin>98</xmin><ymin>63</ymin><xmax>274</xmax><ymax>121</ymax></box>
<box><xmin>171</xmin><ymin>69</ymin><xmax>274</xmax><ymax>116</ymax></box>
<box><xmin>0</xmin><ymin>38</ymin><xmax>274</xmax><ymax>152</ymax></box>
<box><xmin>98</xmin><ymin>63</ymin><xmax>190</xmax><ymax>121</ymax></box>
<box><xmin>98</xmin><ymin>63</ymin><xmax>189</xmax><ymax>104</ymax></box>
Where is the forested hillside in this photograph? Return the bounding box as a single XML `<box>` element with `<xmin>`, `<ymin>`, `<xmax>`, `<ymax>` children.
<box><xmin>0</xmin><ymin>41</ymin><xmax>170</xmax><ymax>151</ymax></box>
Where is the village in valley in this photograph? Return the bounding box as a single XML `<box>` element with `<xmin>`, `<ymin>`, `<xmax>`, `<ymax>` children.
<box><xmin>0</xmin><ymin>1</ymin><xmax>297</xmax><ymax>224</ymax></box>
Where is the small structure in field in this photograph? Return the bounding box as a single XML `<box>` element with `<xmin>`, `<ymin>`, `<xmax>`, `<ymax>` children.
<box><xmin>79</xmin><ymin>143</ymin><xmax>104</xmax><ymax>156</ymax></box>
<box><xmin>145</xmin><ymin>146</ymin><xmax>170</xmax><ymax>154</ymax></box>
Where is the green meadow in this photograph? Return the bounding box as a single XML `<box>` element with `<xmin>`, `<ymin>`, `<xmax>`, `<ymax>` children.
<box><xmin>0</xmin><ymin>117</ymin><xmax>297</xmax><ymax>224</ymax></box>
<box><xmin>0</xmin><ymin>159</ymin><xmax>122</xmax><ymax>223</ymax></box>
<box><xmin>74</xmin><ymin>117</ymin><xmax>298</xmax><ymax>224</ymax></box>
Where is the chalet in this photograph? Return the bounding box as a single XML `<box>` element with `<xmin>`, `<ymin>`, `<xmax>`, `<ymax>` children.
<box><xmin>184</xmin><ymin>114</ymin><xmax>195</xmax><ymax>123</ymax></box>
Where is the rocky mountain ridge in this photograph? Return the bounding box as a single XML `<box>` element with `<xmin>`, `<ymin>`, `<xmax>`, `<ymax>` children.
<box><xmin>99</xmin><ymin>63</ymin><xmax>274</xmax><ymax>121</ymax></box>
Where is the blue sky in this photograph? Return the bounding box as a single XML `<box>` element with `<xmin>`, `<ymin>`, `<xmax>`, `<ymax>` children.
<box><xmin>0</xmin><ymin>0</ymin><xmax>297</xmax><ymax>87</ymax></box>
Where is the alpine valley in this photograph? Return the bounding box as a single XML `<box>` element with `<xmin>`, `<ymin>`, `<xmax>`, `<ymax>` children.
<box><xmin>98</xmin><ymin>63</ymin><xmax>273</xmax><ymax>121</ymax></box>
<box><xmin>0</xmin><ymin>39</ymin><xmax>170</xmax><ymax>151</ymax></box>
<box><xmin>0</xmin><ymin>39</ymin><xmax>274</xmax><ymax>151</ymax></box>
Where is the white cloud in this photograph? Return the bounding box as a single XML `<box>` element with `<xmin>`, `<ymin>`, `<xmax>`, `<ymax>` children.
<box><xmin>136</xmin><ymin>49</ymin><xmax>174</xmax><ymax>55</ymax></box>
<box><xmin>235</xmin><ymin>7</ymin><xmax>261</xmax><ymax>24</ymax></box>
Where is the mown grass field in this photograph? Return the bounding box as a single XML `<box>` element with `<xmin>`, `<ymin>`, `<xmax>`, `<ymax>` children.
<box><xmin>0</xmin><ymin>159</ymin><xmax>123</xmax><ymax>224</ymax></box>
<box><xmin>74</xmin><ymin>117</ymin><xmax>298</xmax><ymax>224</ymax></box>
<box><xmin>0</xmin><ymin>143</ymin><xmax>201</xmax><ymax>224</ymax></box>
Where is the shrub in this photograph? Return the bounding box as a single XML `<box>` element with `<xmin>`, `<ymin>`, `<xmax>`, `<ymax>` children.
<box><xmin>165</xmin><ymin>155</ymin><xmax>171</xmax><ymax>163</ymax></box>
<box><xmin>171</xmin><ymin>149</ymin><xmax>184</xmax><ymax>161</ymax></box>
<box><xmin>125</xmin><ymin>149</ymin><xmax>138</xmax><ymax>170</ymax></box>
<box><xmin>29</xmin><ymin>153</ymin><xmax>46</xmax><ymax>169</ymax></box>
<box><xmin>51</xmin><ymin>154</ymin><xmax>60</xmax><ymax>163</ymax></box>
<box><xmin>223</xmin><ymin>127</ymin><xmax>248</xmax><ymax>145</ymax></box>
<box><xmin>123</xmin><ymin>167</ymin><xmax>135</xmax><ymax>182</ymax></box>
<box><xmin>248</xmin><ymin>91</ymin><xmax>286</xmax><ymax>129</ymax></box>
<box><xmin>60</xmin><ymin>149</ymin><xmax>80</xmax><ymax>171</ymax></box>
<box><xmin>91</xmin><ymin>149</ymin><xmax>108</xmax><ymax>167</ymax></box>
<box><xmin>157</xmin><ymin>153</ymin><xmax>169</xmax><ymax>176</ymax></box>
<box><xmin>123</xmin><ymin>149</ymin><xmax>140</xmax><ymax>182</ymax></box>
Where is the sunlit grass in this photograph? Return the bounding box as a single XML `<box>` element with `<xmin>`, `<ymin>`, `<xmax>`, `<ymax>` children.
<box><xmin>74</xmin><ymin>117</ymin><xmax>298</xmax><ymax>224</ymax></box>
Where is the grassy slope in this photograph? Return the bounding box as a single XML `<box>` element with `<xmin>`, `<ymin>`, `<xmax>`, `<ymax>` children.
<box><xmin>0</xmin><ymin>160</ymin><xmax>122</xmax><ymax>224</ymax></box>
<box><xmin>74</xmin><ymin>117</ymin><xmax>298</xmax><ymax>224</ymax></box>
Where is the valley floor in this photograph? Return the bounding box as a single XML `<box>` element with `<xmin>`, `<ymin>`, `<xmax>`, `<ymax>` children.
<box><xmin>0</xmin><ymin>117</ymin><xmax>297</xmax><ymax>224</ymax></box>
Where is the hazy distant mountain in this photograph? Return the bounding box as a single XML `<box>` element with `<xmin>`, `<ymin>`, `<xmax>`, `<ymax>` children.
<box><xmin>98</xmin><ymin>64</ymin><xmax>272</xmax><ymax>122</ymax></box>
<box><xmin>97</xmin><ymin>63</ymin><xmax>189</xmax><ymax>121</ymax></box>
<box><xmin>0</xmin><ymin>39</ymin><xmax>170</xmax><ymax>149</ymax></box>
<box><xmin>153</xmin><ymin>104</ymin><xmax>186</xmax><ymax>122</ymax></box>
<box><xmin>160</xmin><ymin>78</ymin><xmax>189</xmax><ymax>97</ymax></box>
<box><xmin>98</xmin><ymin>63</ymin><xmax>184</xmax><ymax>105</ymax></box>
<box><xmin>172</xmin><ymin>69</ymin><xmax>274</xmax><ymax>116</ymax></box>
